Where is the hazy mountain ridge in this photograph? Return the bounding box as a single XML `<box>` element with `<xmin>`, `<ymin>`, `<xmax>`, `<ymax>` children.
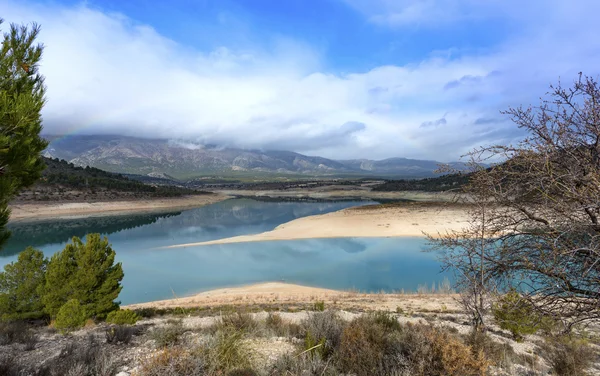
<box><xmin>44</xmin><ymin>135</ymin><xmax>462</xmax><ymax>179</ymax></box>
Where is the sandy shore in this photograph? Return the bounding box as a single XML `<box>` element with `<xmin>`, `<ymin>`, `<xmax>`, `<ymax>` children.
<box><xmin>124</xmin><ymin>282</ymin><xmax>460</xmax><ymax>313</ymax></box>
<box><xmin>163</xmin><ymin>202</ymin><xmax>470</xmax><ymax>248</ymax></box>
<box><xmin>8</xmin><ymin>194</ymin><xmax>230</xmax><ymax>222</ymax></box>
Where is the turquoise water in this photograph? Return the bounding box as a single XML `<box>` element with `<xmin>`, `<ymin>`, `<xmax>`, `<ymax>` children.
<box><xmin>1</xmin><ymin>199</ymin><xmax>447</xmax><ymax>304</ymax></box>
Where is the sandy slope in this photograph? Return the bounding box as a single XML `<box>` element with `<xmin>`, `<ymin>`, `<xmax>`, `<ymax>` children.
<box><xmin>124</xmin><ymin>282</ymin><xmax>460</xmax><ymax>312</ymax></box>
<box><xmin>163</xmin><ymin>203</ymin><xmax>470</xmax><ymax>248</ymax></box>
<box><xmin>8</xmin><ymin>194</ymin><xmax>230</xmax><ymax>222</ymax></box>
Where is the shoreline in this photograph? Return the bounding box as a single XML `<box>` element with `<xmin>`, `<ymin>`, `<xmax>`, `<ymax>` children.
<box><xmin>124</xmin><ymin>281</ymin><xmax>460</xmax><ymax>312</ymax></box>
<box><xmin>8</xmin><ymin>193</ymin><xmax>230</xmax><ymax>223</ymax></box>
<box><xmin>163</xmin><ymin>202</ymin><xmax>470</xmax><ymax>248</ymax></box>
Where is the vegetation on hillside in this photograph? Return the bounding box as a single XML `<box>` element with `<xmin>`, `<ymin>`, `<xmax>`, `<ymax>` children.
<box><xmin>372</xmin><ymin>172</ymin><xmax>470</xmax><ymax>192</ymax></box>
<box><xmin>31</xmin><ymin>157</ymin><xmax>206</xmax><ymax>198</ymax></box>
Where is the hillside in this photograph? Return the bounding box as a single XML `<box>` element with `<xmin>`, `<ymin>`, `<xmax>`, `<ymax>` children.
<box><xmin>43</xmin><ymin>135</ymin><xmax>464</xmax><ymax>179</ymax></box>
<box><xmin>15</xmin><ymin>157</ymin><xmax>206</xmax><ymax>202</ymax></box>
<box><xmin>372</xmin><ymin>172</ymin><xmax>471</xmax><ymax>192</ymax></box>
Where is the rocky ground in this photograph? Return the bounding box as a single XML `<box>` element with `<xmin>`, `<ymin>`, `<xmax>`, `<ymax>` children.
<box><xmin>2</xmin><ymin>296</ymin><xmax>599</xmax><ymax>375</ymax></box>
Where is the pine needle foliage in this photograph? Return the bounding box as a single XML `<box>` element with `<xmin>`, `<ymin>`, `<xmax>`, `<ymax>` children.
<box><xmin>0</xmin><ymin>19</ymin><xmax>48</xmax><ymax>249</ymax></box>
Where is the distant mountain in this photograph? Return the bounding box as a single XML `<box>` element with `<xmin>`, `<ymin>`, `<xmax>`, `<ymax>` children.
<box><xmin>44</xmin><ymin>135</ymin><xmax>463</xmax><ymax>179</ymax></box>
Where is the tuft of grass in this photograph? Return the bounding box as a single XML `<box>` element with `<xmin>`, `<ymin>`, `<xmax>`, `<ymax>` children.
<box><xmin>217</xmin><ymin>312</ymin><xmax>258</xmax><ymax>335</ymax></box>
<box><xmin>202</xmin><ymin>328</ymin><xmax>253</xmax><ymax>373</ymax></box>
<box><xmin>312</xmin><ymin>301</ymin><xmax>325</xmax><ymax>312</ymax></box>
<box><xmin>264</xmin><ymin>312</ymin><xmax>302</xmax><ymax>338</ymax></box>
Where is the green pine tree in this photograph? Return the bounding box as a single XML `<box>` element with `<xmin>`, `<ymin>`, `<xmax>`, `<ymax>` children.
<box><xmin>0</xmin><ymin>247</ymin><xmax>47</xmax><ymax>320</ymax></box>
<box><xmin>44</xmin><ymin>234</ymin><xmax>124</xmax><ymax>319</ymax></box>
<box><xmin>0</xmin><ymin>19</ymin><xmax>48</xmax><ymax>249</ymax></box>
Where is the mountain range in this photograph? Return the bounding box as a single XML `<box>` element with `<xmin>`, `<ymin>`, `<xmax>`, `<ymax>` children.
<box><xmin>43</xmin><ymin>135</ymin><xmax>463</xmax><ymax>180</ymax></box>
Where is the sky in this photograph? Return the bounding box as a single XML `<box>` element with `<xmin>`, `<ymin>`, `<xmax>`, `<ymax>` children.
<box><xmin>2</xmin><ymin>0</ymin><xmax>600</xmax><ymax>161</ymax></box>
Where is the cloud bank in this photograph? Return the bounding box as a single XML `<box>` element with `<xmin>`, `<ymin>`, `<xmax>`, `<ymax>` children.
<box><xmin>3</xmin><ymin>0</ymin><xmax>600</xmax><ymax>161</ymax></box>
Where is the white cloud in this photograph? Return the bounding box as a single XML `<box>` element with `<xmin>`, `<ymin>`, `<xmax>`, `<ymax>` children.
<box><xmin>2</xmin><ymin>0</ymin><xmax>600</xmax><ymax>161</ymax></box>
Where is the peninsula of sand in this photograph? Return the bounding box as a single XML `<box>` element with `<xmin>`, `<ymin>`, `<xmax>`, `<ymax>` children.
<box><xmin>8</xmin><ymin>193</ymin><xmax>230</xmax><ymax>222</ymax></box>
<box><xmin>163</xmin><ymin>202</ymin><xmax>470</xmax><ymax>249</ymax></box>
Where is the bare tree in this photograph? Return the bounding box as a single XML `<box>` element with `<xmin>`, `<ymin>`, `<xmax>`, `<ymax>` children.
<box><xmin>431</xmin><ymin>74</ymin><xmax>600</xmax><ymax>332</ymax></box>
<box><xmin>428</xmin><ymin>159</ymin><xmax>499</xmax><ymax>332</ymax></box>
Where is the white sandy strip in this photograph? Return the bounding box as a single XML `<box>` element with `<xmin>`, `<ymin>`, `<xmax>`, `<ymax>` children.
<box><xmin>9</xmin><ymin>194</ymin><xmax>229</xmax><ymax>222</ymax></box>
<box><xmin>124</xmin><ymin>282</ymin><xmax>460</xmax><ymax>312</ymax></box>
<box><xmin>162</xmin><ymin>205</ymin><xmax>470</xmax><ymax>249</ymax></box>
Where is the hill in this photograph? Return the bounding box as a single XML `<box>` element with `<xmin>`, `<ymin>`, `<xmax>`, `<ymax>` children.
<box><xmin>15</xmin><ymin>157</ymin><xmax>206</xmax><ymax>202</ymax></box>
<box><xmin>43</xmin><ymin>135</ymin><xmax>465</xmax><ymax>179</ymax></box>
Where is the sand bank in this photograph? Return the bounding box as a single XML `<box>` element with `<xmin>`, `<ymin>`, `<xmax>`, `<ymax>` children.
<box><xmin>163</xmin><ymin>203</ymin><xmax>470</xmax><ymax>248</ymax></box>
<box><xmin>9</xmin><ymin>194</ymin><xmax>230</xmax><ymax>222</ymax></box>
<box><xmin>124</xmin><ymin>282</ymin><xmax>460</xmax><ymax>313</ymax></box>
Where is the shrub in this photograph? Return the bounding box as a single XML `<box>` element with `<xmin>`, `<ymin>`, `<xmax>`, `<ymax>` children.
<box><xmin>105</xmin><ymin>325</ymin><xmax>139</xmax><ymax>344</ymax></box>
<box><xmin>270</xmin><ymin>353</ymin><xmax>339</xmax><ymax>376</ymax></box>
<box><xmin>492</xmin><ymin>290</ymin><xmax>540</xmax><ymax>341</ymax></box>
<box><xmin>427</xmin><ymin>328</ymin><xmax>490</xmax><ymax>376</ymax></box>
<box><xmin>542</xmin><ymin>336</ymin><xmax>595</xmax><ymax>376</ymax></box>
<box><xmin>152</xmin><ymin>322</ymin><xmax>185</xmax><ymax>348</ymax></box>
<box><xmin>136</xmin><ymin>347</ymin><xmax>205</xmax><ymax>376</ymax></box>
<box><xmin>0</xmin><ymin>321</ymin><xmax>37</xmax><ymax>348</ymax></box>
<box><xmin>55</xmin><ymin>299</ymin><xmax>87</xmax><ymax>333</ymax></box>
<box><xmin>338</xmin><ymin>316</ymin><xmax>389</xmax><ymax>375</ymax></box>
<box><xmin>106</xmin><ymin>309</ymin><xmax>140</xmax><ymax>325</ymax></box>
<box><xmin>463</xmin><ymin>329</ymin><xmax>515</xmax><ymax>368</ymax></box>
<box><xmin>313</xmin><ymin>301</ymin><xmax>325</xmax><ymax>311</ymax></box>
<box><xmin>337</xmin><ymin>317</ymin><xmax>490</xmax><ymax>376</ymax></box>
<box><xmin>301</xmin><ymin>310</ymin><xmax>345</xmax><ymax>359</ymax></box>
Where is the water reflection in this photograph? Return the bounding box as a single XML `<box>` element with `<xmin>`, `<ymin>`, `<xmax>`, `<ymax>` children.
<box><xmin>1</xmin><ymin>199</ymin><xmax>448</xmax><ymax>304</ymax></box>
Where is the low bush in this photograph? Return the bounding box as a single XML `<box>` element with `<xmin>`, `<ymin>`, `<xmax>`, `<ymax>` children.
<box><xmin>106</xmin><ymin>309</ymin><xmax>140</xmax><ymax>325</ymax></box>
<box><xmin>301</xmin><ymin>310</ymin><xmax>345</xmax><ymax>359</ymax></box>
<box><xmin>136</xmin><ymin>347</ymin><xmax>205</xmax><ymax>376</ymax></box>
<box><xmin>55</xmin><ymin>299</ymin><xmax>87</xmax><ymax>333</ymax></box>
<box><xmin>492</xmin><ymin>290</ymin><xmax>540</xmax><ymax>341</ymax></box>
<box><xmin>105</xmin><ymin>325</ymin><xmax>139</xmax><ymax>344</ymax></box>
<box><xmin>338</xmin><ymin>315</ymin><xmax>389</xmax><ymax>374</ymax></box>
<box><xmin>335</xmin><ymin>316</ymin><xmax>490</xmax><ymax>376</ymax></box>
<box><xmin>270</xmin><ymin>353</ymin><xmax>339</xmax><ymax>376</ymax></box>
<box><xmin>0</xmin><ymin>321</ymin><xmax>37</xmax><ymax>349</ymax></box>
<box><xmin>218</xmin><ymin>312</ymin><xmax>258</xmax><ymax>333</ymax></box>
<box><xmin>463</xmin><ymin>329</ymin><xmax>516</xmax><ymax>368</ymax></box>
<box><xmin>541</xmin><ymin>336</ymin><xmax>596</xmax><ymax>376</ymax></box>
<box><xmin>151</xmin><ymin>322</ymin><xmax>185</xmax><ymax>348</ymax></box>
<box><xmin>265</xmin><ymin>312</ymin><xmax>302</xmax><ymax>338</ymax></box>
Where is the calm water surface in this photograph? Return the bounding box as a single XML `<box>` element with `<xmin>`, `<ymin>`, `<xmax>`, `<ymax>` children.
<box><xmin>1</xmin><ymin>198</ymin><xmax>448</xmax><ymax>304</ymax></box>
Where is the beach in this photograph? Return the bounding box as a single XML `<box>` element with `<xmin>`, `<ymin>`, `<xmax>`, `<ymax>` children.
<box><xmin>124</xmin><ymin>282</ymin><xmax>460</xmax><ymax>312</ymax></box>
<box><xmin>163</xmin><ymin>202</ymin><xmax>470</xmax><ymax>248</ymax></box>
<box><xmin>8</xmin><ymin>193</ymin><xmax>230</xmax><ymax>222</ymax></box>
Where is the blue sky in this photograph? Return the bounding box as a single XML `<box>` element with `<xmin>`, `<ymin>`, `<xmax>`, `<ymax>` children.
<box><xmin>2</xmin><ymin>0</ymin><xmax>600</xmax><ymax>160</ymax></box>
